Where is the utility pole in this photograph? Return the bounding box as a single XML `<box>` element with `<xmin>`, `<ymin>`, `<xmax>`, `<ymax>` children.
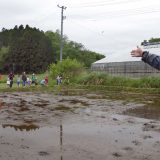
<box><xmin>57</xmin><ymin>5</ymin><xmax>67</xmax><ymax>62</ymax></box>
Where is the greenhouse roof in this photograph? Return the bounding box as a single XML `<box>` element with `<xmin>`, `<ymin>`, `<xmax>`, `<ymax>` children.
<box><xmin>93</xmin><ymin>57</ymin><xmax>141</xmax><ymax>64</ymax></box>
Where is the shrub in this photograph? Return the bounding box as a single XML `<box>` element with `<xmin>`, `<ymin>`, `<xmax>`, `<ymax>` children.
<box><xmin>49</xmin><ymin>58</ymin><xmax>84</xmax><ymax>84</ymax></box>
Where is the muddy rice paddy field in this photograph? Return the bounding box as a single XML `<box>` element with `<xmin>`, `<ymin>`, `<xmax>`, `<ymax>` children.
<box><xmin>0</xmin><ymin>90</ymin><xmax>160</xmax><ymax>160</ymax></box>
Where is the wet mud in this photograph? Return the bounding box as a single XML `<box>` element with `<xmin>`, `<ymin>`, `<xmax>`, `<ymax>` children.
<box><xmin>0</xmin><ymin>91</ymin><xmax>160</xmax><ymax>160</ymax></box>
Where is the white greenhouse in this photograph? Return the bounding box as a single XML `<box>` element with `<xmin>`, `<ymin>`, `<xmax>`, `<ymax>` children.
<box><xmin>91</xmin><ymin>48</ymin><xmax>160</xmax><ymax>77</ymax></box>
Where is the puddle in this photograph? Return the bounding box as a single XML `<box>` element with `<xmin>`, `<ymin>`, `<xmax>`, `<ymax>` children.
<box><xmin>0</xmin><ymin>125</ymin><xmax>59</xmax><ymax>144</ymax></box>
<box><xmin>0</xmin><ymin>120</ymin><xmax>160</xmax><ymax>160</ymax></box>
<box><xmin>0</xmin><ymin>92</ymin><xmax>160</xmax><ymax>160</ymax></box>
<box><xmin>124</xmin><ymin>100</ymin><xmax>160</xmax><ymax>120</ymax></box>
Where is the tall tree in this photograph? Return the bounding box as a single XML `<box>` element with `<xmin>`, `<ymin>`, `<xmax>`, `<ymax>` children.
<box><xmin>0</xmin><ymin>25</ymin><xmax>54</xmax><ymax>73</ymax></box>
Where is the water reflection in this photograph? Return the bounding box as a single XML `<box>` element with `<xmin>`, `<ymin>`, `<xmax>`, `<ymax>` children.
<box><xmin>1</xmin><ymin>122</ymin><xmax>64</xmax><ymax>160</ymax></box>
<box><xmin>124</xmin><ymin>103</ymin><xmax>160</xmax><ymax>120</ymax></box>
<box><xmin>2</xmin><ymin>124</ymin><xmax>39</xmax><ymax>131</ymax></box>
<box><xmin>0</xmin><ymin>101</ymin><xmax>4</xmax><ymax>110</ymax></box>
<box><xmin>60</xmin><ymin>120</ymin><xmax>63</xmax><ymax>160</ymax></box>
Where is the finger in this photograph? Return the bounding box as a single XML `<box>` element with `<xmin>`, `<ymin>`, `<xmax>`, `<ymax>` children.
<box><xmin>131</xmin><ymin>54</ymin><xmax>136</xmax><ymax>57</ymax></box>
<box><xmin>131</xmin><ymin>49</ymin><xmax>136</xmax><ymax>53</ymax></box>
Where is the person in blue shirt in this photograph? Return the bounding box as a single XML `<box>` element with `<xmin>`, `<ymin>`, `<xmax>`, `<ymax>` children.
<box><xmin>131</xmin><ymin>46</ymin><xmax>160</xmax><ymax>70</ymax></box>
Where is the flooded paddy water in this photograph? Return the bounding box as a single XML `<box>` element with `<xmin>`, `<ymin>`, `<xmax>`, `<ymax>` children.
<box><xmin>0</xmin><ymin>91</ymin><xmax>160</xmax><ymax>160</ymax></box>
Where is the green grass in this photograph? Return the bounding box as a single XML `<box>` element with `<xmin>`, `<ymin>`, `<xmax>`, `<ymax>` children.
<box><xmin>75</xmin><ymin>72</ymin><xmax>160</xmax><ymax>89</ymax></box>
<box><xmin>0</xmin><ymin>73</ymin><xmax>56</xmax><ymax>92</ymax></box>
<box><xmin>0</xmin><ymin>72</ymin><xmax>160</xmax><ymax>95</ymax></box>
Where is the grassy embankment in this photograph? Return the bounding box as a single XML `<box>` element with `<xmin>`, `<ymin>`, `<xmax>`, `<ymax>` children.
<box><xmin>72</xmin><ymin>72</ymin><xmax>160</xmax><ymax>94</ymax></box>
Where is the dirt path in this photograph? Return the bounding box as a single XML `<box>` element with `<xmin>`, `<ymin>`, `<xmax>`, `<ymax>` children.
<box><xmin>0</xmin><ymin>92</ymin><xmax>159</xmax><ymax>160</ymax></box>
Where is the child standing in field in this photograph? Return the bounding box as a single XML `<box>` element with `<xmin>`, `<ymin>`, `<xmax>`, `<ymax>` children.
<box><xmin>31</xmin><ymin>73</ymin><xmax>37</xmax><ymax>85</ymax></box>
<box><xmin>17</xmin><ymin>75</ymin><xmax>21</xmax><ymax>87</ymax></box>
<box><xmin>6</xmin><ymin>78</ymin><xmax>10</xmax><ymax>87</ymax></box>
<box><xmin>27</xmin><ymin>77</ymin><xmax>31</xmax><ymax>86</ymax></box>
<box><xmin>45</xmin><ymin>76</ymin><xmax>48</xmax><ymax>86</ymax></box>
<box><xmin>56</xmin><ymin>75</ymin><xmax>60</xmax><ymax>85</ymax></box>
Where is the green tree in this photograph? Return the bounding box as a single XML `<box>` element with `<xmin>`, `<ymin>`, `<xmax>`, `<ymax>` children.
<box><xmin>0</xmin><ymin>46</ymin><xmax>9</xmax><ymax>67</ymax></box>
<box><xmin>0</xmin><ymin>25</ymin><xmax>54</xmax><ymax>73</ymax></box>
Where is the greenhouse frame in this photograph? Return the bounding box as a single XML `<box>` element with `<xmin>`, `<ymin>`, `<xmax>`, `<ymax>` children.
<box><xmin>91</xmin><ymin>61</ymin><xmax>160</xmax><ymax>77</ymax></box>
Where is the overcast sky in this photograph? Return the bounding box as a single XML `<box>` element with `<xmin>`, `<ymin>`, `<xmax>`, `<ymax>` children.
<box><xmin>1</xmin><ymin>0</ymin><xmax>160</xmax><ymax>62</ymax></box>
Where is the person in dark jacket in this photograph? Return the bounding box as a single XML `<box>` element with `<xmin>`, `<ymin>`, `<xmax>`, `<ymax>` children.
<box><xmin>8</xmin><ymin>72</ymin><xmax>14</xmax><ymax>88</ymax></box>
<box><xmin>131</xmin><ymin>46</ymin><xmax>160</xmax><ymax>70</ymax></box>
<box><xmin>22</xmin><ymin>72</ymin><xmax>27</xmax><ymax>87</ymax></box>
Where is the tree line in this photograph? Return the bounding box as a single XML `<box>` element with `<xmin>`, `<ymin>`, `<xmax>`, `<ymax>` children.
<box><xmin>0</xmin><ymin>25</ymin><xmax>105</xmax><ymax>73</ymax></box>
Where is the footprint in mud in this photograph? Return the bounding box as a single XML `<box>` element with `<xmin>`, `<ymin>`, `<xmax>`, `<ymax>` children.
<box><xmin>34</xmin><ymin>103</ymin><xmax>49</xmax><ymax>107</ymax></box>
<box><xmin>112</xmin><ymin>152</ymin><xmax>122</xmax><ymax>157</ymax></box>
<box><xmin>1</xmin><ymin>142</ymin><xmax>13</xmax><ymax>146</ymax></box>
<box><xmin>115</xmin><ymin>139</ymin><xmax>118</xmax><ymax>143</ymax></box>
<box><xmin>132</xmin><ymin>140</ymin><xmax>142</xmax><ymax>146</ymax></box>
<box><xmin>143</xmin><ymin>123</ymin><xmax>160</xmax><ymax>132</ymax></box>
<box><xmin>143</xmin><ymin>135</ymin><xmax>153</xmax><ymax>139</ymax></box>
<box><xmin>122</xmin><ymin>147</ymin><xmax>133</xmax><ymax>151</ymax></box>
<box><xmin>59</xmin><ymin>99</ymin><xmax>89</xmax><ymax>106</ymax></box>
<box><xmin>113</xmin><ymin>118</ymin><xmax>118</xmax><ymax>121</ymax></box>
<box><xmin>153</xmin><ymin>141</ymin><xmax>160</xmax><ymax>148</ymax></box>
<box><xmin>96</xmin><ymin>115</ymin><xmax>106</xmax><ymax>118</ymax></box>
<box><xmin>127</xmin><ymin>120</ymin><xmax>135</xmax><ymax>124</ymax></box>
<box><xmin>20</xmin><ymin>145</ymin><xmax>29</xmax><ymax>149</ymax></box>
<box><xmin>143</xmin><ymin>123</ymin><xmax>155</xmax><ymax>130</ymax></box>
<box><xmin>38</xmin><ymin>151</ymin><xmax>50</xmax><ymax>156</ymax></box>
<box><xmin>19</xmin><ymin>107</ymin><xmax>30</xmax><ymax>112</ymax></box>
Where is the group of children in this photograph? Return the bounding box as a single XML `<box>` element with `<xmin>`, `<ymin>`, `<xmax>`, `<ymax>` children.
<box><xmin>7</xmin><ymin>72</ymin><xmax>48</xmax><ymax>88</ymax></box>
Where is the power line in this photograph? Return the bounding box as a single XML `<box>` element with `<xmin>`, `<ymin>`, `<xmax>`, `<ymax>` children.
<box><xmin>93</xmin><ymin>7</ymin><xmax>160</xmax><ymax>17</ymax></box>
<box><xmin>71</xmin><ymin>0</ymin><xmax>119</xmax><ymax>5</ymax></box>
<box><xmin>67</xmin><ymin>18</ymin><xmax>118</xmax><ymax>43</ymax></box>
<box><xmin>70</xmin><ymin>0</ymin><xmax>142</xmax><ymax>6</ymax></box>
<box><xmin>68</xmin><ymin>19</ymin><xmax>100</xmax><ymax>35</ymax></box>
<box><xmin>109</xmin><ymin>9</ymin><xmax>160</xmax><ymax>18</ymax></box>
<box><xmin>28</xmin><ymin>5</ymin><xmax>58</xmax><ymax>26</ymax></box>
<box><xmin>69</xmin><ymin>0</ymin><xmax>145</xmax><ymax>8</ymax></box>
<box><xmin>30</xmin><ymin>10</ymin><xmax>58</xmax><ymax>25</ymax></box>
<box><xmin>67</xmin><ymin>7</ymin><xmax>160</xmax><ymax>20</ymax></box>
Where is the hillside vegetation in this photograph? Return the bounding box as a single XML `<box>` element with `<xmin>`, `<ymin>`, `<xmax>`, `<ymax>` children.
<box><xmin>0</xmin><ymin>25</ymin><xmax>104</xmax><ymax>73</ymax></box>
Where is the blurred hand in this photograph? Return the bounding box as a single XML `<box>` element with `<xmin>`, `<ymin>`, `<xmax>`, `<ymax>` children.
<box><xmin>131</xmin><ymin>46</ymin><xmax>143</xmax><ymax>57</ymax></box>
